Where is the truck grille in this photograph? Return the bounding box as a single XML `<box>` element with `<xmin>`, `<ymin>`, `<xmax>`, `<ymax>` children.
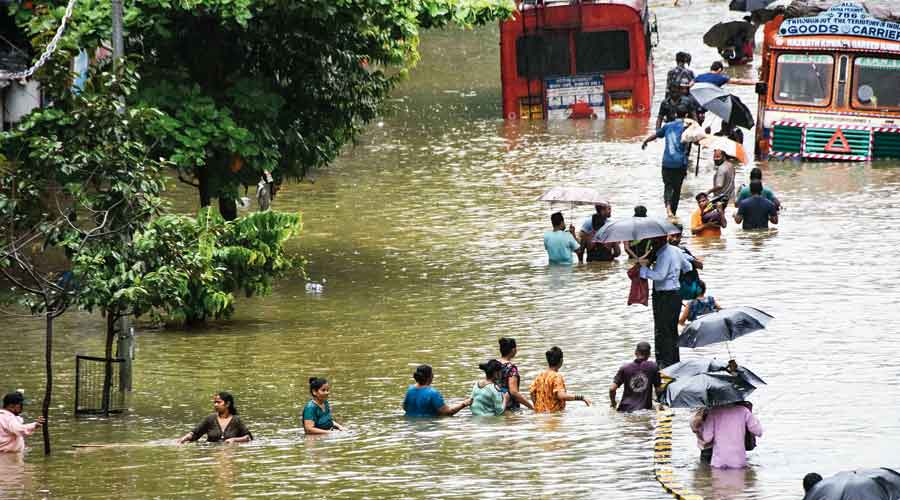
<box><xmin>804</xmin><ymin>127</ymin><xmax>870</xmax><ymax>157</ymax></box>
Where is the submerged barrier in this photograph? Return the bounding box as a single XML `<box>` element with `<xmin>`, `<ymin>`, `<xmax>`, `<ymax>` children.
<box><xmin>655</xmin><ymin>407</ymin><xmax>703</xmax><ymax>500</ymax></box>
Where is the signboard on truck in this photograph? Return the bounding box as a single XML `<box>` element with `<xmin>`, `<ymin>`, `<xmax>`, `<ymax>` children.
<box><xmin>545</xmin><ymin>75</ymin><xmax>605</xmax><ymax>120</ymax></box>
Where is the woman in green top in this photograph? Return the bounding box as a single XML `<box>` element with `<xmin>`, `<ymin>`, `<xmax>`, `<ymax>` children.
<box><xmin>470</xmin><ymin>360</ymin><xmax>509</xmax><ymax>416</ymax></box>
<box><xmin>303</xmin><ymin>377</ymin><xmax>345</xmax><ymax>435</ymax></box>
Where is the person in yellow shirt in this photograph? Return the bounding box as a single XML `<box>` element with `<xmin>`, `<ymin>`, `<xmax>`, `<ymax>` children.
<box><xmin>529</xmin><ymin>347</ymin><xmax>592</xmax><ymax>412</ymax></box>
<box><xmin>691</xmin><ymin>193</ymin><xmax>726</xmax><ymax>238</ymax></box>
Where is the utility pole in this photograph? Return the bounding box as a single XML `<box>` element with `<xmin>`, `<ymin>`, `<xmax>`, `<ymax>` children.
<box><xmin>110</xmin><ymin>0</ymin><xmax>133</xmax><ymax>392</ymax></box>
<box><xmin>111</xmin><ymin>0</ymin><xmax>124</xmax><ymax>72</ymax></box>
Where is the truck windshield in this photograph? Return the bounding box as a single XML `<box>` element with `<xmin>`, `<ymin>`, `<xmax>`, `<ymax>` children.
<box><xmin>852</xmin><ymin>57</ymin><xmax>900</xmax><ymax>110</ymax></box>
<box><xmin>774</xmin><ymin>54</ymin><xmax>834</xmax><ymax>106</ymax></box>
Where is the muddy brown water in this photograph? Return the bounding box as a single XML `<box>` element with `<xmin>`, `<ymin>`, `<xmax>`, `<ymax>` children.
<box><xmin>2</xmin><ymin>1</ymin><xmax>900</xmax><ymax>498</ymax></box>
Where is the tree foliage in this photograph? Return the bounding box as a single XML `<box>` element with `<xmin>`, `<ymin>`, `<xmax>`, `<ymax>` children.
<box><xmin>74</xmin><ymin>208</ymin><xmax>303</xmax><ymax>325</ymax></box>
<box><xmin>9</xmin><ymin>0</ymin><xmax>514</xmax><ymax>217</ymax></box>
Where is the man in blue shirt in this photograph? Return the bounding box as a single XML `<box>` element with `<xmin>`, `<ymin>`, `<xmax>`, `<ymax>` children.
<box><xmin>544</xmin><ymin>212</ymin><xmax>580</xmax><ymax>265</ymax></box>
<box><xmin>638</xmin><ymin>237</ymin><xmax>694</xmax><ymax>368</ymax></box>
<box><xmin>734</xmin><ymin>181</ymin><xmax>778</xmax><ymax>230</ymax></box>
<box><xmin>642</xmin><ymin>105</ymin><xmax>690</xmax><ymax>217</ymax></box>
<box><xmin>693</xmin><ymin>61</ymin><xmax>756</xmax><ymax>87</ymax></box>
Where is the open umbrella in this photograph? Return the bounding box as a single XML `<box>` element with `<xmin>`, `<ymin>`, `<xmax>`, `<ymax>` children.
<box><xmin>593</xmin><ymin>216</ymin><xmax>680</xmax><ymax>243</ymax></box>
<box><xmin>537</xmin><ymin>187</ymin><xmax>609</xmax><ymax>206</ymax></box>
<box><xmin>703</xmin><ymin>20</ymin><xmax>754</xmax><ymax>48</ymax></box>
<box><xmin>690</xmin><ymin>83</ymin><xmax>755</xmax><ymax>129</ymax></box>
<box><xmin>662</xmin><ymin>359</ymin><xmax>766</xmax><ymax>387</ymax></box>
<box><xmin>659</xmin><ymin>371</ymin><xmax>757</xmax><ymax>408</ymax></box>
<box><xmin>679</xmin><ymin>307</ymin><xmax>773</xmax><ymax>349</ymax></box>
<box><xmin>700</xmin><ymin>135</ymin><xmax>748</xmax><ymax>164</ymax></box>
<box><xmin>804</xmin><ymin>468</ymin><xmax>900</xmax><ymax>500</ymax></box>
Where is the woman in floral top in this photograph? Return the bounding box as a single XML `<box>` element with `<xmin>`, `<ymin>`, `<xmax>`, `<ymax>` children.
<box><xmin>497</xmin><ymin>338</ymin><xmax>534</xmax><ymax>411</ymax></box>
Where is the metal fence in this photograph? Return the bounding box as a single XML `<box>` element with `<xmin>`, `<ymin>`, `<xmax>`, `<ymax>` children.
<box><xmin>74</xmin><ymin>355</ymin><xmax>127</xmax><ymax>415</ymax></box>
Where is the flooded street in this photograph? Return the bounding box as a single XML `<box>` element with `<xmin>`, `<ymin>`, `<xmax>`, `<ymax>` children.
<box><xmin>2</xmin><ymin>1</ymin><xmax>900</xmax><ymax>498</ymax></box>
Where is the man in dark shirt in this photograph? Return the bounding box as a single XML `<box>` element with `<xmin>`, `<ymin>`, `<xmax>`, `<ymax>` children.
<box><xmin>734</xmin><ymin>180</ymin><xmax>778</xmax><ymax>230</ymax></box>
<box><xmin>656</xmin><ymin>82</ymin><xmax>698</xmax><ymax>129</ymax></box>
<box><xmin>609</xmin><ymin>341</ymin><xmax>661</xmax><ymax>412</ymax></box>
<box><xmin>665</xmin><ymin>51</ymin><xmax>694</xmax><ymax>97</ymax></box>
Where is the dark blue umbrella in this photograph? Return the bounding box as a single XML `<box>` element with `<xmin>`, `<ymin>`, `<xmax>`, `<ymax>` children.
<box><xmin>679</xmin><ymin>307</ymin><xmax>774</xmax><ymax>348</ymax></box>
<box><xmin>804</xmin><ymin>468</ymin><xmax>900</xmax><ymax>500</ymax></box>
<box><xmin>659</xmin><ymin>372</ymin><xmax>756</xmax><ymax>408</ymax></box>
<box><xmin>662</xmin><ymin>359</ymin><xmax>766</xmax><ymax>387</ymax></box>
<box><xmin>594</xmin><ymin>217</ymin><xmax>680</xmax><ymax>243</ymax></box>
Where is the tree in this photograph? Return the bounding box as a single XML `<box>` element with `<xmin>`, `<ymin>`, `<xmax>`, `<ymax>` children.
<box><xmin>9</xmin><ymin>0</ymin><xmax>514</xmax><ymax>219</ymax></box>
<box><xmin>1</xmin><ymin>63</ymin><xmax>166</xmax><ymax>451</ymax></box>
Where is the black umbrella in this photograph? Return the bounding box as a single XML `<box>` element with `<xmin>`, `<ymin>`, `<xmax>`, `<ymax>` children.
<box><xmin>679</xmin><ymin>307</ymin><xmax>774</xmax><ymax>349</ymax></box>
<box><xmin>690</xmin><ymin>83</ymin><xmax>755</xmax><ymax>129</ymax></box>
<box><xmin>804</xmin><ymin>468</ymin><xmax>900</xmax><ymax>500</ymax></box>
<box><xmin>659</xmin><ymin>371</ymin><xmax>756</xmax><ymax>408</ymax></box>
<box><xmin>593</xmin><ymin>217</ymin><xmax>680</xmax><ymax>243</ymax></box>
<box><xmin>703</xmin><ymin>20</ymin><xmax>754</xmax><ymax>48</ymax></box>
<box><xmin>662</xmin><ymin>359</ymin><xmax>766</xmax><ymax>388</ymax></box>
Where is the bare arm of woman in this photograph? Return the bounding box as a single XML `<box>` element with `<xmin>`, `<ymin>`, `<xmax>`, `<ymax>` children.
<box><xmin>332</xmin><ymin>421</ymin><xmax>345</xmax><ymax>431</ymax></box>
<box><xmin>437</xmin><ymin>398</ymin><xmax>472</xmax><ymax>416</ymax></box>
<box><xmin>224</xmin><ymin>435</ymin><xmax>251</xmax><ymax>444</ymax></box>
<box><xmin>508</xmin><ymin>376</ymin><xmax>535</xmax><ymax>410</ymax></box>
<box><xmin>176</xmin><ymin>432</ymin><xmax>194</xmax><ymax>444</ymax></box>
<box><xmin>304</xmin><ymin>419</ymin><xmax>332</xmax><ymax>435</ymax></box>
<box><xmin>679</xmin><ymin>301</ymin><xmax>691</xmax><ymax>325</ymax></box>
<box><xmin>554</xmin><ymin>388</ymin><xmax>592</xmax><ymax>406</ymax></box>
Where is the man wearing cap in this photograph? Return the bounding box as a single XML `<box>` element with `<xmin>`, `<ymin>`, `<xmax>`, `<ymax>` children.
<box><xmin>609</xmin><ymin>342</ymin><xmax>661</xmax><ymax>412</ymax></box>
<box><xmin>0</xmin><ymin>392</ymin><xmax>44</xmax><ymax>453</ymax></box>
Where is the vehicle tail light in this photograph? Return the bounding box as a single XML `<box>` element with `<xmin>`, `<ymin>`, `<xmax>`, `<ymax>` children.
<box><xmin>608</xmin><ymin>91</ymin><xmax>633</xmax><ymax>113</ymax></box>
<box><xmin>518</xmin><ymin>96</ymin><xmax>543</xmax><ymax>120</ymax></box>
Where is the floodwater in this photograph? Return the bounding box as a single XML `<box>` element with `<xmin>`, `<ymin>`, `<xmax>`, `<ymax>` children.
<box><xmin>3</xmin><ymin>1</ymin><xmax>900</xmax><ymax>498</ymax></box>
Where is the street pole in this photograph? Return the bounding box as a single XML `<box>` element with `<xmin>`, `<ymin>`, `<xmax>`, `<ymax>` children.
<box><xmin>111</xmin><ymin>0</ymin><xmax>124</xmax><ymax>72</ymax></box>
<box><xmin>110</xmin><ymin>0</ymin><xmax>133</xmax><ymax>392</ymax></box>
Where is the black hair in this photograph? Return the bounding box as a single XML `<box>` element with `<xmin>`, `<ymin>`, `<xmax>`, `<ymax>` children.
<box><xmin>633</xmin><ymin>205</ymin><xmax>647</xmax><ymax>217</ymax></box>
<box><xmin>750</xmin><ymin>167</ymin><xmax>763</xmax><ymax>180</ymax></box>
<box><xmin>695</xmin><ymin>192</ymin><xmax>708</xmax><ymax>202</ymax></box>
<box><xmin>675</xmin><ymin>105</ymin><xmax>689</xmax><ymax>118</ymax></box>
<box><xmin>309</xmin><ymin>377</ymin><xmax>328</xmax><ymax>395</ymax></box>
<box><xmin>499</xmin><ymin>337</ymin><xmax>516</xmax><ymax>357</ymax></box>
<box><xmin>413</xmin><ymin>364</ymin><xmax>433</xmax><ymax>385</ymax></box>
<box><xmin>545</xmin><ymin>346</ymin><xmax>563</xmax><ymax>367</ymax></box>
<box><xmin>550</xmin><ymin>211</ymin><xmax>564</xmax><ymax>227</ymax></box>
<box><xmin>697</xmin><ymin>279</ymin><xmax>706</xmax><ymax>295</ymax></box>
<box><xmin>803</xmin><ymin>473</ymin><xmax>823</xmax><ymax>492</ymax></box>
<box><xmin>479</xmin><ymin>359</ymin><xmax>504</xmax><ymax>380</ymax></box>
<box><xmin>216</xmin><ymin>391</ymin><xmax>238</xmax><ymax>416</ymax></box>
<box><xmin>3</xmin><ymin>392</ymin><xmax>24</xmax><ymax>407</ymax></box>
<box><xmin>710</xmin><ymin>61</ymin><xmax>724</xmax><ymax>72</ymax></box>
<box><xmin>750</xmin><ymin>180</ymin><xmax>763</xmax><ymax>195</ymax></box>
<box><xmin>635</xmin><ymin>341</ymin><xmax>651</xmax><ymax>355</ymax></box>
<box><xmin>676</xmin><ymin>51</ymin><xmax>691</xmax><ymax>64</ymax></box>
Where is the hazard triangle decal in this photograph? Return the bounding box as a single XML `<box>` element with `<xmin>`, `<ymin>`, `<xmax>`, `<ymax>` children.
<box><xmin>824</xmin><ymin>129</ymin><xmax>852</xmax><ymax>153</ymax></box>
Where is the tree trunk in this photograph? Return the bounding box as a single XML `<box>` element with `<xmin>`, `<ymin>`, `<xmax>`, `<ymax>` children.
<box><xmin>198</xmin><ymin>167</ymin><xmax>211</xmax><ymax>208</ymax></box>
<box><xmin>102</xmin><ymin>313</ymin><xmax>116</xmax><ymax>416</ymax></box>
<box><xmin>42</xmin><ymin>313</ymin><xmax>52</xmax><ymax>455</ymax></box>
<box><xmin>218</xmin><ymin>196</ymin><xmax>237</xmax><ymax>221</ymax></box>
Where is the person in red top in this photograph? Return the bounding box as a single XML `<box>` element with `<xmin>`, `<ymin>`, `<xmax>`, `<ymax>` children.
<box><xmin>0</xmin><ymin>392</ymin><xmax>44</xmax><ymax>453</ymax></box>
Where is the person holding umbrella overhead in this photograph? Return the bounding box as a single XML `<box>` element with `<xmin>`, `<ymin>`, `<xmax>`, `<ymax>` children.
<box><xmin>697</xmin><ymin>402</ymin><xmax>763</xmax><ymax>468</ymax></box>
<box><xmin>637</xmin><ymin>235</ymin><xmax>695</xmax><ymax>368</ymax></box>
